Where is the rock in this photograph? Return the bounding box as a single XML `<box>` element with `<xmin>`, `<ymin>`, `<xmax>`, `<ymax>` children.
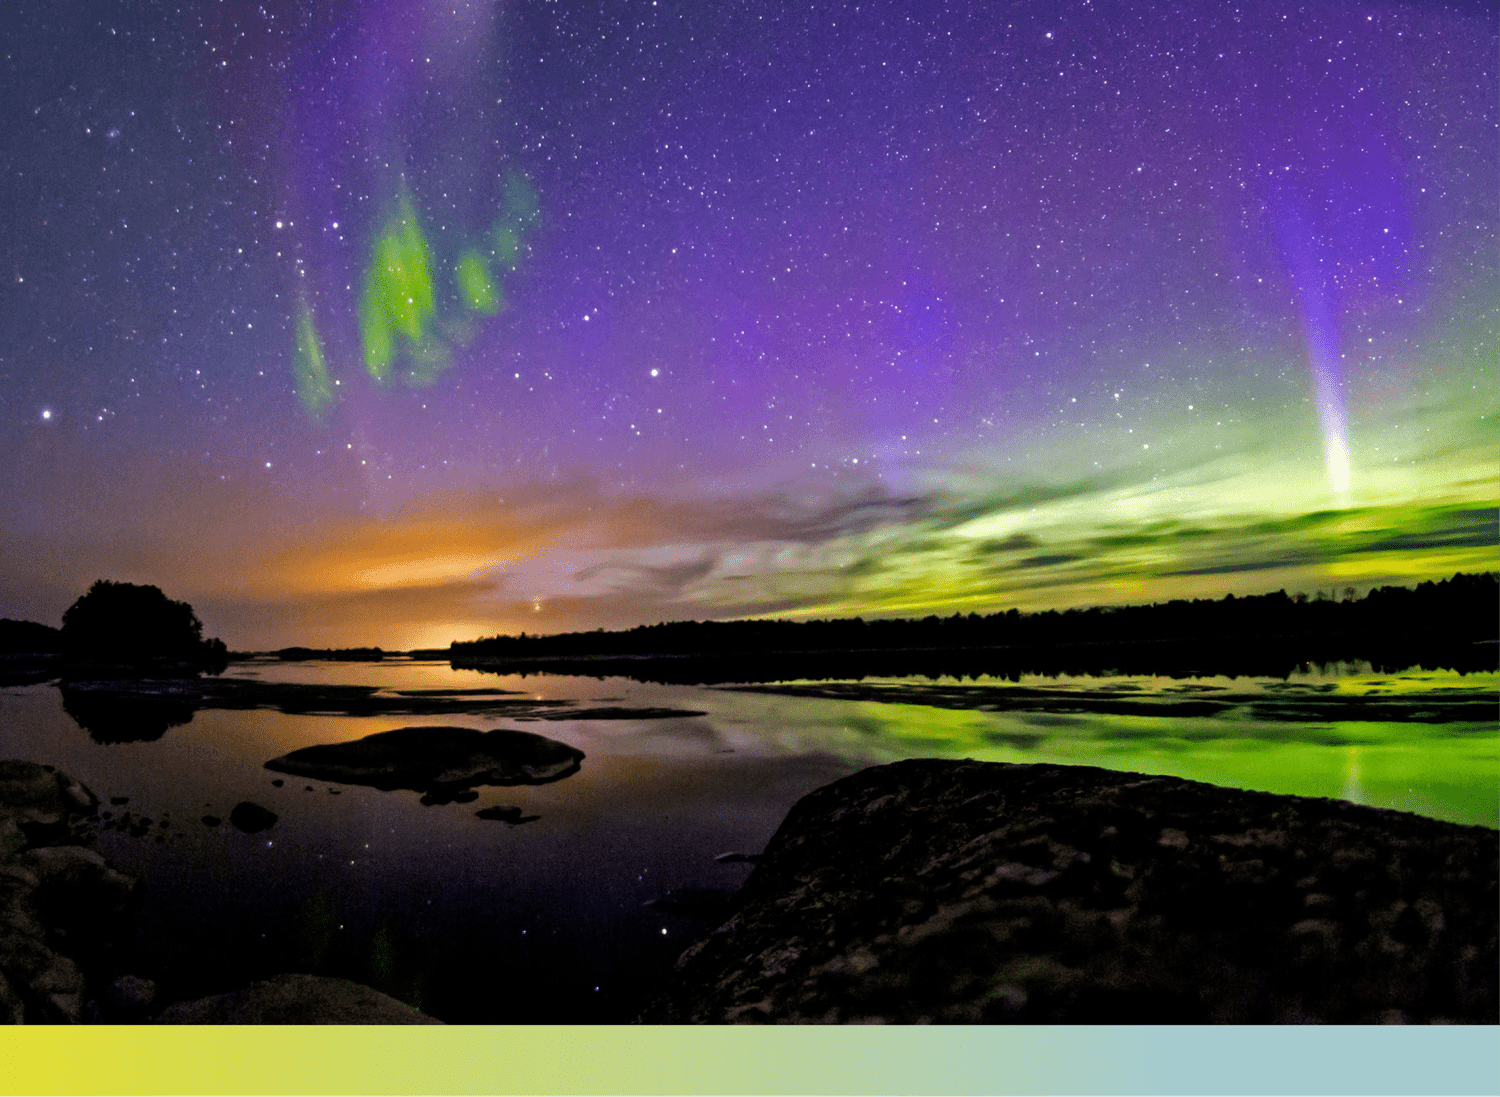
<box><xmin>16</xmin><ymin>845</ymin><xmax>136</xmax><ymax>906</ymax></box>
<box><xmin>0</xmin><ymin>935</ymin><xmax>85</xmax><ymax>1022</ymax></box>
<box><xmin>0</xmin><ymin>818</ymin><xmax>23</xmax><ymax>862</ymax></box>
<box><xmin>101</xmin><ymin>974</ymin><xmax>156</xmax><ymax>1018</ymax></box>
<box><xmin>0</xmin><ymin>970</ymin><xmax>24</xmax><ymax>1025</ymax></box>
<box><xmin>0</xmin><ymin>761</ymin><xmax>98</xmax><ymax>845</ymax></box>
<box><xmin>84</xmin><ymin>972</ymin><xmax>160</xmax><ymax>1023</ymax></box>
<box><xmin>640</xmin><ymin>760</ymin><xmax>1499</xmax><ymax>1024</ymax></box>
<box><xmin>265</xmin><ymin>726</ymin><xmax>584</xmax><ymax>798</ymax></box>
<box><xmin>153</xmin><ymin>973</ymin><xmax>443</xmax><ymax>1024</ymax></box>
<box><xmin>29</xmin><ymin>951</ymin><xmax>85</xmax><ymax>1022</ymax></box>
<box><xmin>0</xmin><ymin>869</ymin><xmax>45</xmax><ymax>942</ymax></box>
<box><xmin>474</xmin><ymin>805</ymin><xmax>540</xmax><ymax>825</ymax></box>
<box><xmin>228</xmin><ymin>802</ymin><xmax>278</xmax><ymax>834</ymax></box>
<box><xmin>201</xmin><ymin>815</ymin><xmax>221</xmax><ymax>827</ymax></box>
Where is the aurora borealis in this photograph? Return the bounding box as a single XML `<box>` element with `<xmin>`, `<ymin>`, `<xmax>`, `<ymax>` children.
<box><xmin>1</xmin><ymin>0</ymin><xmax>1494</xmax><ymax>651</ymax></box>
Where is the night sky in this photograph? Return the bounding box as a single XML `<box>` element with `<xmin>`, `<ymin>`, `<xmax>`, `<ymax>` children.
<box><xmin>2</xmin><ymin>0</ymin><xmax>1495</xmax><ymax>650</ymax></box>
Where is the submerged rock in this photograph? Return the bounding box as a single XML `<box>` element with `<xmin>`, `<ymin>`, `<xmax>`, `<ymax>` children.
<box><xmin>641</xmin><ymin>760</ymin><xmax>1499</xmax><ymax>1024</ymax></box>
<box><xmin>265</xmin><ymin>725</ymin><xmax>584</xmax><ymax>797</ymax></box>
<box><xmin>474</xmin><ymin>805</ymin><xmax>540</xmax><ymax>825</ymax></box>
<box><xmin>153</xmin><ymin>972</ymin><xmax>442</xmax><ymax>1024</ymax></box>
<box><xmin>228</xmin><ymin>802</ymin><xmax>278</xmax><ymax>834</ymax></box>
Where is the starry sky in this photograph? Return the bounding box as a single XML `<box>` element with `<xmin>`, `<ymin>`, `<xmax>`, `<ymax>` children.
<box><xmin>1</xmin><ymin>0</ymin><xmax>1495</xmax><ymax>651</ymax></box>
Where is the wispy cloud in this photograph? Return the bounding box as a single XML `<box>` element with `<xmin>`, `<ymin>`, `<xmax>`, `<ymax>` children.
<box><xmin>3</xmin><ymin>415</ymin><xmax>1493</xmax><ymax>649</ymax></box>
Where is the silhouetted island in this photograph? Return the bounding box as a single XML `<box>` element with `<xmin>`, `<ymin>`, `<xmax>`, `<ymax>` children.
<box><xmin>61</xmin><ymin>580</ymin><xmax>228</xmax><ymax>675</ymax></box>
<box><xmin>0</xmin><ymin>620</ymin><xmax>64</xmax><ymax>686</ymax></box>
<box><xmin>0</xmin><ymin>619</ymin><xmax>62</xmax><ymax>655</ymax></box>
<box><xmin>1</xmin><ymin>581</ymin><xmax>228</xmax><ymax>692</ymax></box>
<box><xmin>450</xmin><ymin>572</ymin><xmax>1497</xmax><ymax>683</ymax></box>
<box><xmin>274</xmin><ymin>646</ymin><xmax>386</xmax><ymax>662</ymax></box>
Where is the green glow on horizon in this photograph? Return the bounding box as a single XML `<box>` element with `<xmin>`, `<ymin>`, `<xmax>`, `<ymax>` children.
<box><xmin>726</xmin><ymin>490</ymin><xmax>1499</xmax><ymax>625</ymax></box>
<box><xmin>294</xmin><ymin>299</ymin><xmax>334</xmax><ymax>418</ymax></box>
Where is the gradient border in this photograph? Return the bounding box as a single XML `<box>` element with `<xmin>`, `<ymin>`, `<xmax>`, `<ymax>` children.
<box><xmin>2</xmin><ymin>1025</ymin><xmax>1497</xmax><ymax>1095</ymax></box>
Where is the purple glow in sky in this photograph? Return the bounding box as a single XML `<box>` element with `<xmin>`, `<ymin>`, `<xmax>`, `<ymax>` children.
<box><xmin>1</xmin><ymin>0</ymin><xmax>1494</xmax><ymax>648</ymax></box>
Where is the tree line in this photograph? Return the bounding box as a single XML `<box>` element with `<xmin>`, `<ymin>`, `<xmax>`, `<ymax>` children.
<box><xmin>451</xmin><ymin>572</ymin><xmax>1497</xmax><ymax>663</ymax></box>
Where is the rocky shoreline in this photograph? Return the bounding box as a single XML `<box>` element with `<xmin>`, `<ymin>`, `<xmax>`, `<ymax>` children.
<box><xmin>6</xmin><ymin>755</ymin><xmax>1496</xmax><ymax>1024</ymax></box>
<box><xmin>0</xmin><ymin>759</ymin><xmax>439</xmax><ymax>1024</ymax></box>
<box><xmin>641</xmin><ymin>759</ymin><xmax>1499</xmax><ymax>1023</ymax></box>
<box><xmin>1</xmin><ymin>760</ymin><xmax>151</xmax><ymax>1022</ymax></box>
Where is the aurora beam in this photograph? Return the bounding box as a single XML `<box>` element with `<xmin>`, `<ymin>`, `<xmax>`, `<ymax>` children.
<box><xmin>1296</xmin><ymin>275</ymin><xmax>1352</xmax><ymax>508</ymax></box>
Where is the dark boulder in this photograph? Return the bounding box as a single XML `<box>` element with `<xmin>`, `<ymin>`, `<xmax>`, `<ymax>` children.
<box><xmin>265</xmin><ymin>725</ymin><xmax>583</xmax><ymax>798</ymax></box>
<box><xmin>0</xmin><ymin>761</ymin><xmax>97</xmax><ymax>850</ymax></box>
<box><xmin>228</xmin><ymin>802</ymin><xmax>278</xmax><ymax>834</ymax></box>
<box><xmin>153</xmin><ymin>973</ymin><xmax>442</xmax><ymax>1024</ymax></box>
<box><xmin>640</xmin><ymin>760</ymin><xmax>1499</xmax><ymax>1024</ymax></box>
<box><xmin>474</xmin><ymin>805</ymin><xmax>540</xmax><ymax>825</ymax></box>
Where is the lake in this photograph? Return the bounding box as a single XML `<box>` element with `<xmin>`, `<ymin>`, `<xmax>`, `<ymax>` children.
<box><xmin>1</xmin><ymin>657</ymin><xmax>1494</xmax><ymax>1022</ymax></box>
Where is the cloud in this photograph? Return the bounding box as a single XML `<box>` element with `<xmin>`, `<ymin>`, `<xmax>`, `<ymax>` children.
<box><xmin>1016</xmin><ymin>554</ymin><xmax>1083</xmax><ymax>569</ymax></box>
<box><xmin>4</xmin><ymin>423</ymin><xmax>1494</xmax><ymax>649</ymax></box>
<box><xmin>978</xmin><ymin>533</ymin><xmax>1041</xmax><ymax>553</ymax></box>
<box><xmin>196</xmin><ymin>579</ymin><xmax>501</xmax><ymax>650</ymax></box>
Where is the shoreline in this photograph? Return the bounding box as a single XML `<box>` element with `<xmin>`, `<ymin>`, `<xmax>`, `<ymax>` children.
<box><xmin>4</xmin><ymin>754</ymin><xmax>1494</xmax><ymax>1024</ymax></box>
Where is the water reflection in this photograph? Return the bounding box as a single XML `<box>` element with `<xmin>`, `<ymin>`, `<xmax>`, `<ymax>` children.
<box><xmin>59</xmin><ymin>681</ymin><xmax>196</xmax><ymax>743</ymax></box>
<box><xmin>1340</xmin><ymin>746</ymin><xmax>1366</xmax><ymax>806</ymax></box>
<box><xmin>35</xmin><ymin>661</ymin><xmax>1500</xmax><ymax>828</ymax></box>
<box><xmin>1</xmin><ymin>658</ymin><xmax>1494</xmax><ymax>1023</ymax></box>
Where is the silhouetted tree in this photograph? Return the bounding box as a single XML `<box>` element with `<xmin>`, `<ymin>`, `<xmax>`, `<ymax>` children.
<box><xmin>61</xmin><ymin>580</ymin><xmax>227</xmax><ymax>673</ymax></box>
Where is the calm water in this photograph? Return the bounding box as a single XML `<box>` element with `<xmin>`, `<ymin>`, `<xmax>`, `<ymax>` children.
<box><xmin>1</xmin><ymin>658</ymin><xmax>1494</xmax><ymax>1022</ymax></box>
